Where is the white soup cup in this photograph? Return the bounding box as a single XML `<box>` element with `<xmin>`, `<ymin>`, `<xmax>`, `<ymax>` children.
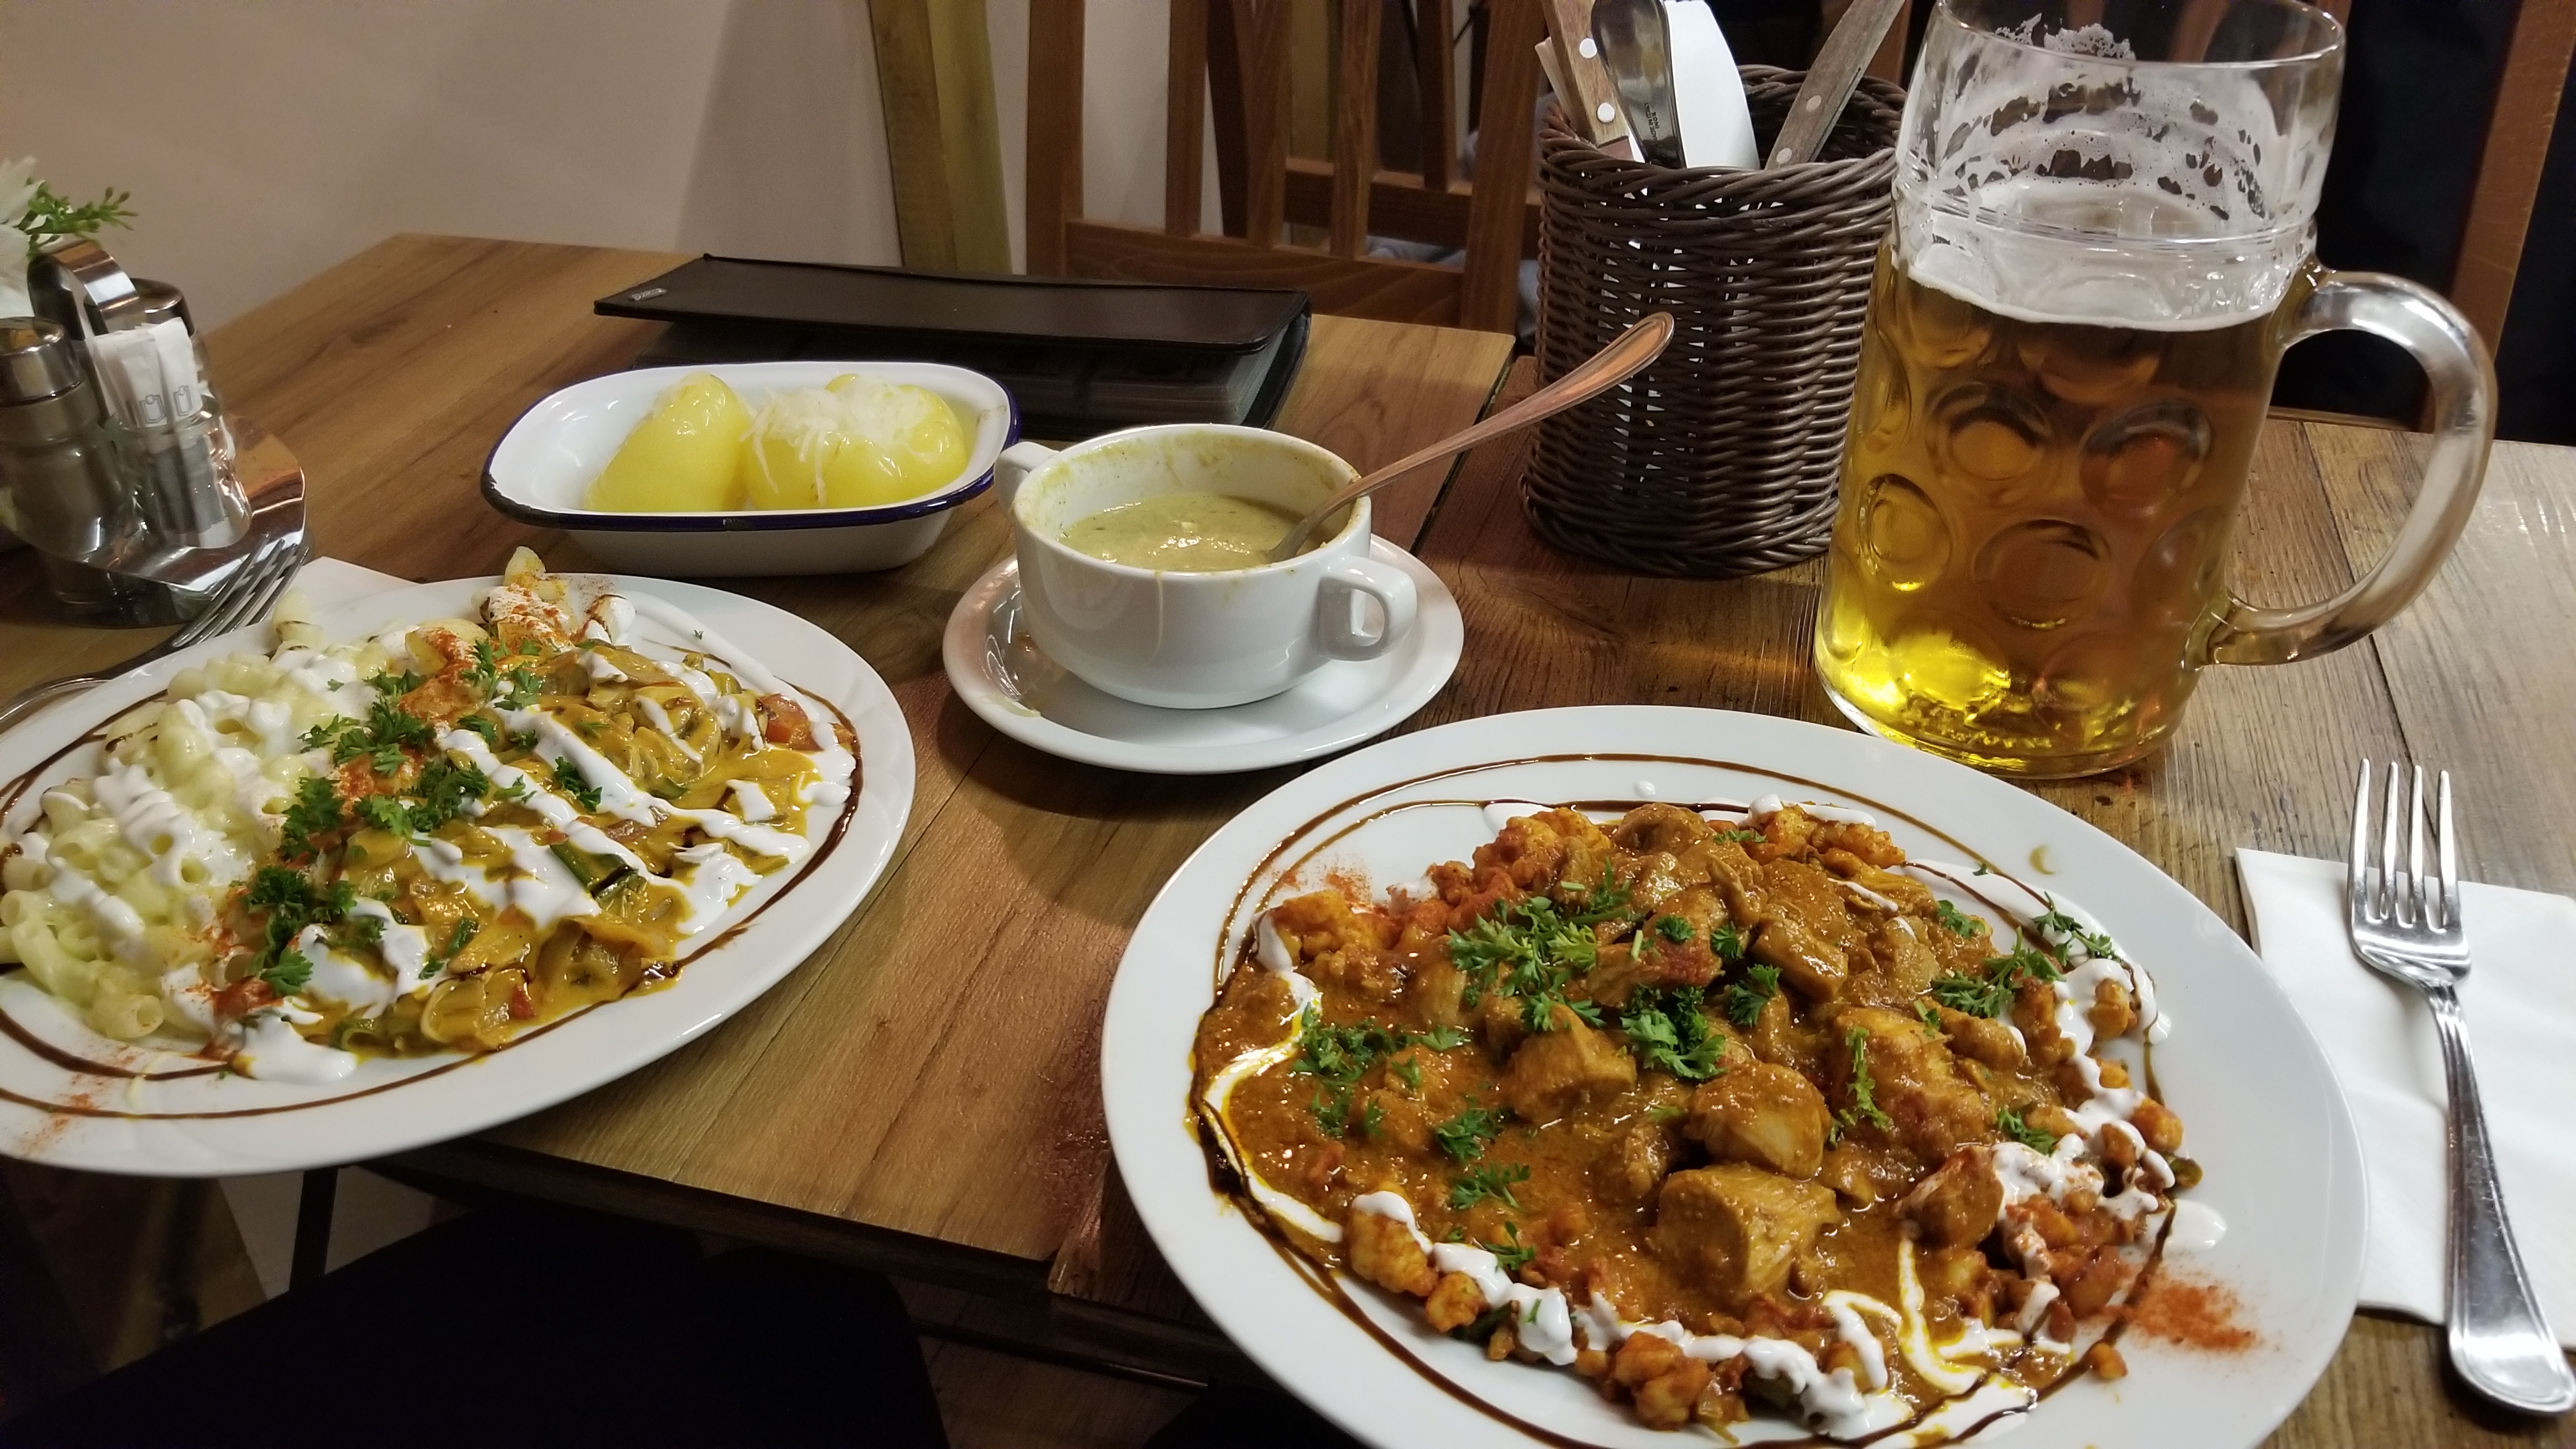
<box><xmin>996</xmin><ymin>424</ymin><xmax>1419</xmax><ymax>710</ymax></box>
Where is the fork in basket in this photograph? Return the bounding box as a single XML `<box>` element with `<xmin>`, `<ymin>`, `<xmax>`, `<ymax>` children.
<box><xmin>2348</xmin><ymin>762</ymin><xmax>2576</xmax><ymax>1414</ymax></box>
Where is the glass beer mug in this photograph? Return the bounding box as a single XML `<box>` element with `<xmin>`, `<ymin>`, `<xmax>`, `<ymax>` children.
<box><xmin>1814</xmin><ymin>0</ymin><xmax>2493</xmax><ymax>778</ymax></box>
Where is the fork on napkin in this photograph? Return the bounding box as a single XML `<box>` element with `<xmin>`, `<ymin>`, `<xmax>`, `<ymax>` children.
<box><xmin>2237</xmin><ymin>848</ymin><xmax>2576</xmax><ymax>1352</ymax></box>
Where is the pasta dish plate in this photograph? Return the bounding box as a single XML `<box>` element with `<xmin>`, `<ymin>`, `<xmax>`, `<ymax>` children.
<box><xmin>0</xmin><ymin>558</ymin><xmax>911</xmax><ymax>1174</ymax></box>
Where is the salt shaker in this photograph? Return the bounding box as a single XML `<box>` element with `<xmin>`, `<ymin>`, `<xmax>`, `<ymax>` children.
<box><xmin>0</xmin><ymin>318</ymin><xmax>178</xmax><ymax>622</ymax></box>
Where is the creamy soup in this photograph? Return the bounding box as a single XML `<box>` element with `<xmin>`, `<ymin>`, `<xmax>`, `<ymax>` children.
<box><xmin>1059</xmin><ymin>492</ymin><xmax>1315</xmax><ymax>572</ymax></box>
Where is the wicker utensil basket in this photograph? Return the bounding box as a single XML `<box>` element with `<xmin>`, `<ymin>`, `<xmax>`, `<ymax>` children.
<box><xmin>1526</xmin><ymin>67</ymin><xmax>1904</xmax><ymax>578</ymax></box>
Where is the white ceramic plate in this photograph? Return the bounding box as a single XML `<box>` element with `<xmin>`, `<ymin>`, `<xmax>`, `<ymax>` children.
<box><xmin>1101</xmin><ymin>705</ymin><xmax>2365</xmax><ymax>1448</ymax></box>
<box><xmin>0</xmin><ymin>576</ymin><xmax>914</xmax><ymax>1176</ymax></box>
<box><xmin>940</xmin><ymin>539</ymin><xmax>1464</xmax><ymax>774</ymax></box>
<box><xmin>482</xmin><ymin>360</ymin><xmax>1018</xmax><ymax>577</ymax></box>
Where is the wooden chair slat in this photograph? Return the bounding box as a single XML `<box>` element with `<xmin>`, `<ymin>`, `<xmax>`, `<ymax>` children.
<box><xmin>1239</xmin><ymin>0</ymin><xmax>1292</xmax><ymax>248</ymax></box>
<box><xmin>1417</xmin><ymin>0</ymin><xmax>1455</xmax><ymax>192</ymax></box>
<box><xmin>1023</xmin><ymin>0</ymin><xmax>1085</xmax><ymax>273</ymax></box>
<box><xmin>1459</xmin><ymin>0</ymin><xmax>1544</xmax><ymax>333</ymax></box>
<box><xmin>1331</xmin><ymin>0</ymin><xmax>1384</xmax><ymax>257</ymax></box>
<box><xmin>1284</xmin><ymin>158</ymin><xmax>1537</xmax><ymax>254</ymax></box>
<box><xmin>2452</xmin><ymin>0</ymin><xmax>2576</xmax><ymax>358</ymax></box>
<box><xmin>1167</xmin><ymin>1</ymin><xmax>1208</xmax><ymax>236</ymax></box>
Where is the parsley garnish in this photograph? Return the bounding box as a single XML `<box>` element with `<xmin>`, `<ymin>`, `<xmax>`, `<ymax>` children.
<box><xmin>367</xmin><ymin>668</ymin><xmax>425</xmax><ymax>699</ymax></box>
<box><xmin>298</xmin><ymin>717</ymin><xmax>354</xmax><ymax>751</ymax></box>
<box><xmin>1715</xmin><ymin>828</ymin><xmax>1764</xmax><ymax>845</ymax></box>
<box><xmin>1934</xmin><ymin>900</ymin><xmax>1980</xmax><ymax>937</ymax></box>
<box><xmin>1972</xmin><ymin>862</ymin><xmax>1992</xmax><ymax>876</ymax></box>
<box><xmin>240</xmin><ymin>867</ymin><xmax>355</xmax><ymax>993</ymax></box>
<box><xmin>1716</xmin><ymin>962</ymin><xmax>1781</xmax><ymax>1028</ymax></box>
<box><xmin>1482</xmin><ymin>1220</ymin><xmax>1535</xmax><ymax>1273</ymax></box>
<box><xmin>464</xmin><ymin>638</ymin><xmax>502</xmax><ymax>693</ymax></box>
<box><xmin>1653</xmin><ymin>914</ymin><xmax>1694</xmax><ymax>944</ymax></box>
<box><xmin>1927</xmin><ymin>946</ymin><xmax>2062</xmax><ymax>1018</ymax></box>
<box><xmin>1620</xmin><ymin>986</ymin><xmax>1724</xmax><ymax>1080</ymax></box>
<box><xmin>278</xmin><ymin>776</ymin><xmax>341</xmax><ymax>861</ymax></box>
<box><xmin>1448</xmin><ymin>891</ymin><xmax>1623</xmax><ymax>1029</ymax></box>
<box><xmin>422</xmin><ymin>917</ymin><xmax>479</xmax><ymax>979</ymax></box>
<box><xmin>507</xmin><ymin>730</ymin><xmax>539</xmax><ymax>754</ymax></box>
<box><xmin>551</xmin><ymin>758</ymin><xmax>603</xmax><ymax>813</ymax></box>
<box><xmin>1915</xmin><ymin>999</ymin><xmax>1943</xmax><ymax>1036</ymax></box>
<box><xmin>1360</xmin><ymin>1100</ymin><xmax>1386</xmax><ymax>1139</ymax></box>
<box><xmin>411</xmin><ymin>758</ymin><xmax>491</xmax><ymax>831</ymax></box>
<box><xmin>351</xmin><ymin>914</ymin><xmax>387</xmax><ymax>948</ymax></box>
<box><xmin>1710</xmin><ymin>922</ymin><xmax>1744</xmax><ymax>960</ymax></box>
<box><xmin>1291</xmin><ymin>1008</ymin><xmax>1456</xmax><ymax>1139</ymax></box>
<box><xmin>458</xmin><ymin>713</ymin><xmax>500</xmax><ymax>746</ymax></box>
<box><xmin>1837</xmin><ymin>1025</ymin><xmax>1895</xmax><ymax>1133</ymax></box>
<box><xmin>2032</xmin><ymin>897</ymin><xmax>2117</xmax><ymax>959</ymax></box>
<box><xmin>1450</xmin><ymin>1163</ymin><xmax>1529</xmax><ymax>1211</ymax></box>
<box><xmin>1390</xmin><ymin>1055</ymin><xmax>1423</xmax><ymax>1092</ymax></box>
<box><xmin>1996</xmin><ymin>1106</ymin><xmax>2058</xmax><ymax>1152</ymax></box>
<box><xmin>1433</xmin><ymin>1105</ymin><xmax>1508</xmax><ymax>1163</ymax></box>
<box><xmin>353</xmin><ymin>794</ymin><xmax>417</xmax><ymax>838</ymax></box>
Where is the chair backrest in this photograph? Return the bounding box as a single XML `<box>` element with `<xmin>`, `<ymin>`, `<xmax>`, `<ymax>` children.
<box><xmin>2429</xmin><ymin>0</ymin><xmax>2576</xmax><ymax>360</ymax></box>
<box><xmin>1025</xmin><ymin>0</ymin><xmax>1546</xmax><ymax>334</ymax></box>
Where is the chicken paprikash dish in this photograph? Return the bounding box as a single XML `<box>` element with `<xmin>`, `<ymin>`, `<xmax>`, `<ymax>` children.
<box><xmin>1191</xmin><ymin>798</ymin><xmax>2190</xmax><ymax>1439</ymax></box>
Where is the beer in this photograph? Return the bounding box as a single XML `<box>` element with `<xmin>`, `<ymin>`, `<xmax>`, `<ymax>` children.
<box><xmin>1815</xmin><ymin>0</ymin><xmax>2490</xmax><ymax>778</ymax></box>
<box><xmin>1813</xmin><ymin>249</ymin><xmax>2287</xmax><ymax>776</ymax></box>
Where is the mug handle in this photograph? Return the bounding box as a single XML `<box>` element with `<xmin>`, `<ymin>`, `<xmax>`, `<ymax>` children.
<box><xmin>2199</xmin><ymin>270</ymin><xmax>2496</xmax><ymax>667</ymax></box>
<box><xmin>1314</xmin><ymin>556</ymin><xmax>1419</xmax><ymax>661</ymax></box>
<box><xmin>993</xmin><ymin>440</ymin><xmax>1058</xmax><ymax>509</ymax></box>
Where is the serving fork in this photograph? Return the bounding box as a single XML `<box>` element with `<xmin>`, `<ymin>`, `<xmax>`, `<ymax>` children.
<box><xmin>2347</xmin><ymin>762</ymin><xmax>2576</xmax><ymax>1414</ymax></box>
<box><xmin>0</xmin><ymin>485</ymin><xmax>307</xmax><ymax>735</ymax></box>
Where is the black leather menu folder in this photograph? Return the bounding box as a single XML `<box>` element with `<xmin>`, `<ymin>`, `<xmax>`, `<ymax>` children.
<box><xmin>595</xmin><ymin>255</ymin><xmax>1310</xmax><ymax>439</ymax></box>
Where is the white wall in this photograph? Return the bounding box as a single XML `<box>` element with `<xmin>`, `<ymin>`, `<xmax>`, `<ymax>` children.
<box><xmin>0</xmin><ymin>0</ymin><xmax>1184</xmax><ymax>330</ymax></box>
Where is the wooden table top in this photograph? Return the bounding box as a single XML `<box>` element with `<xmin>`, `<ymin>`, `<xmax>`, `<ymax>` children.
<box><xmin>5</xmin><ymin>235</ymin><xmax>2570</xmax><ymax>1446</ymax></box>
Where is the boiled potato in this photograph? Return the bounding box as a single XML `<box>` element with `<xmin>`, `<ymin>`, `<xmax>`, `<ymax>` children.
<box><xmin>583</xmin><ymin>373</ymin><xmax>750</xmax><ymax>512</ymax></box>
<box><xmin>824</xmin><ymin>374</ymin><xmax>967</xmax><ymax>506</ymax></box>
<box><xmin>738</xmin><ymin>375</ymin><xmax>968</xmax><ymax>510</ymax></box>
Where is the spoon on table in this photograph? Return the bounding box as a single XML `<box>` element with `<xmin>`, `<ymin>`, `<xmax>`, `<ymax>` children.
<box><xmin>1267</xmin><ymin>312</ymin><xmax>1675</xmax><ymax>562</ymax></box>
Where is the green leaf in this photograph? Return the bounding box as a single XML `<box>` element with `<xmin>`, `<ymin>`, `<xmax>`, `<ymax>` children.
<box><xmin>1482</xmin><ymin>1220</ymin><xmax>1536</xmax><ymax>1274</ymax></box>
<box><xmin>1995</xmin><ymin>1106</ymin><xmax>2057</xmax><ymax>1152</ymax></box>
<box><xmin>278</xmin><ymin>776</ymin><xmax>341</xmax><ymax>861</ymax></box>
<box><xmin>551</xmin><ymin>758</ymin><xmax>604</xmax><ymax>813</ymax></box>
<box><xmin>1620</xmin><ymin>986</ymin><xmax>1724</xmax><ymax>1080</ymax></box>
<box><xmin>1839</xmin><ymin>1025</ymin><xmax>1895</xmax><ymax>1132</ymax></box>
<box><xmin>1716</xmin><ymin>962</ymin><xmax>1780</xmax><ymax>1028</ymax></box>
<box><xmin>1655</xmin><ymin>914</ymin><xmax>1694</xmax><ymax>943</ymax></box>
<box><xmin>1934</xmin><ymin>900</ymin><xmax>1980</xmax><ymax>937</ymax></box>
<box><xmin>1433</xmin><ymin>1105</ymin><xmax>1507</xmax><ymax>1163</ymax></box>
<box><xmin>1449</xmin><ymin>1162</ymin><xmax>1529</xmax><ymax>1211</ymax></box>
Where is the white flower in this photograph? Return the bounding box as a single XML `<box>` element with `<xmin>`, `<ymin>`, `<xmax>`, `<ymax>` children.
<box><xmin>0</xmin><ymin>156</ymin><xmax>36</xmax><ymax>318</ymax></box>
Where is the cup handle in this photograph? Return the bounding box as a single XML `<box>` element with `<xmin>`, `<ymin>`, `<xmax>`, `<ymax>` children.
<box><xmin>1314</xmin><ymin>556</ymin><xmax>1418</xmax><ymax>661</ymax></box>
<box><xmin>2199</xmin><ymin>268</ymin><xmax>2496</xmax><ymax>667</ymax></box>
<box><xmin>993</xmin><ymin>440</ymin><xmax>1057</xmax><ymax>510</ymax></box>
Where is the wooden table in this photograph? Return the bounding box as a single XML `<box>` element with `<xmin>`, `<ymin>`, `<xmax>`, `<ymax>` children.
<box><xmin>6</xmin><ymin>235</ymin><xmax>2571</xmax><ymax>1446</ymax></box>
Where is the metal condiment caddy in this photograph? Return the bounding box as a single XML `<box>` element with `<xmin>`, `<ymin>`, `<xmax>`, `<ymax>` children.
<box><xmin>1</xmin><ymin>236</ymin><xmax>249</xmax><ymax>623</ymax></box>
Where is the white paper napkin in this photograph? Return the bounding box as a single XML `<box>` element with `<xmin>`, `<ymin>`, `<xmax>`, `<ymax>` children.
<box><xmin>2237</xmin><ymin>848</ymin><xmax>2576</xmax><ymax>1348</ymax></box>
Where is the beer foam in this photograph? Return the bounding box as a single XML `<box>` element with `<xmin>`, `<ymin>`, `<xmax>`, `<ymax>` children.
<box><xmin>1897</xmin><ymin>12</ymin><xmax>2336</xmax><ymax>332</ymax></box>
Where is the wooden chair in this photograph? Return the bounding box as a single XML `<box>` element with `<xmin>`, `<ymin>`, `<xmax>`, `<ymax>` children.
<box><xmin>1025</xmin><ymin>0</ymin><xmax>1548</xmax><ymax>334</ymax></box>
<box><xmin>2419</xmin><ymin>0</ymin><xmax>2575</xmax><ymax>369</ymax></box>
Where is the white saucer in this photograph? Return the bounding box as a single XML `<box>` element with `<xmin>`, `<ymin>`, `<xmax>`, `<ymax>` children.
<box><xmin>941</xmin><ymin>539</ymin><xmax>1463</xmax><ymax>774</ymax></box>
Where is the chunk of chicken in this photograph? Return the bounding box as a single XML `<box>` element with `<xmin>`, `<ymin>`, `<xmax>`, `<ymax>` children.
<box><xmin>1835</xmin><ymin>1006</ymin><xmax>1996</xmax><ymax>1167</ymax></box>
<box><xmin>1685</xmin><ymin>1061</ymin><xmax>1830</xmax><ymax>1179</ymax></box>
<box><xmin>1751</xmin><ymin>912</ymin><xmax>1847</xmax><ymax>1002</ymax></box>
<box><xmin>1651</xmin><ymin>1165</ymin><xmax>1840</xmax><ymax>1306</ymax></box>
<box><xmin>1501</xmin><ymin>1011</ymin><xmax>1638</xmax><ymax>1121</ymax></box>
<box><xmin>1612</xmin><ymin>802</ymin><xmax>1719</xmax><ymax>855</ymax></box>
<box><xmin>1818</xmin><ymin>848</ymin><xmax>1936</xmax><ymax>914</ymax></box>
<box><xmin>1901</xmin><ymin>1146</ymin><xmax>2005</xmax><ymax>1248</ymax></box>
<box><xmin>1345</xmin><ymin>1202</ymin><xmax>1437</xmax><ymax>1296</ymax></box>
<box><xmin>1933</xmin><ymin>1003</ymin><xmax>2025</xmax><ymax>1071</ymax></box>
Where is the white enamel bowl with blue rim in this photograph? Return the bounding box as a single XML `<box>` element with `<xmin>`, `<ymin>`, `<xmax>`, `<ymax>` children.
<box><xmin>482</xmin><ymin>361</ymin><xmax>1017</xmax><ymax>577</ymax></box>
